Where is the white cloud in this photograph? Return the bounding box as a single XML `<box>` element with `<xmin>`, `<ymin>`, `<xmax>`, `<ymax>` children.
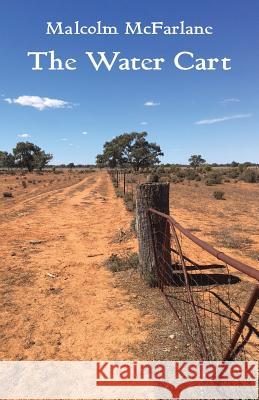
<box><xmin>140</xmin><ymin>122</ymin><xmax>148</xmax><ymax>125</ymax></box>
<box><xmin>221</xmin><ymin>98</ymin><xmax>240</xmax><ymax>105</ymax></box>
<box><xmin>61</xmin><ymin>138</ymin><xmax>68</xmax><ymax>141</ymax></box>
<box><xmin>82</xmin><ymin>131</ymin><xmax>88</xmax><ymax>135</ymax></box>
<box><xmin>4</xmin><ymin>95</ymin><xmax>72</xmax><ymax>111</ymax></box>
<box><xmin>195</xmin><ymin>113</ymin><xmax>252</xmax><ymax>125</ymax></box>
<box><xmin>17</xmin><ymin>133</ymin><xmax>31</xmax><ymax>138</ymax></box>
<box><xmin>69</xmin><ymin>143</ymin><xmax>73</xmax><ymax>146</ymax></box>
<box><xmin>144</xmin><ymin>101</ymin><xmax>160</xmax><ymax>106</ymax></box>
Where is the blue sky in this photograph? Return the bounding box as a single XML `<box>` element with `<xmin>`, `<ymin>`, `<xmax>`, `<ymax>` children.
<box><xmin>0</xmin><ymin>0</ymin><xmax>259</xmax><ymax>164</ymax></box>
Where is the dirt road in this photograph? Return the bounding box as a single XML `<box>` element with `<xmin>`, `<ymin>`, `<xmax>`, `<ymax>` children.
<box><xmin>0</xmin><ymin>171</ymin><xmax>154</xmax><ymax>360</ymax></box>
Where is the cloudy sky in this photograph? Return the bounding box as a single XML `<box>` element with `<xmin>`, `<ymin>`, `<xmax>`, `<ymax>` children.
<box><xmin>0</xmin><ymin>0</ymin><xmax>259</xmax><ymax>164</ymax></box>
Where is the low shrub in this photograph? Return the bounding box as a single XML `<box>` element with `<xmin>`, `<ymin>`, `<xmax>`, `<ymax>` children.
<box><xmin>205</xmin><ymin>172</ymin><xmax>223</xmax><ymax>185</ymax></box>
<box><xmin>226</xmin><ymin>168</ymin><xmax>240</xmax><ymax>179</ymax></box>
<box><xmin>240</xmin><ymin>169</ymin><xmax>258</xmax><ymax>183</ymax></box>
<box><xmin>124</xmin><ymin>192</ymin><xmax>133</xmax><ymax>202</ymax></box>
<box><xmin>159</xmin><ymin>175</ymin><xmax>170</xmax><ymax>183</ymax></box>
<box><xmin>170</xmin><ymin>175</ymin><xmax>181</xmax><ymax>183</ymax></box>
<box><xmin>213</xmin><ymin>191</ymin><xmax>225</xmax><ymax>200</ymax></box>
<box><xmin>213</xmin><ymin>230</ymin><xmax>254</xmax><ymax>250</ymax></box>
<box><xmin>157</xmin><ymin>166</ymin><xmax>165</xmax><ymax>174</ymax></box>
<box><xmin>146</xmin><ymin>174</ymin><xmax>159</xmax><ymax>183</ymax></box>
<box><xmin>130</xmin><ymin>217</ymin><xmax>136</xmax><ymax>233</ymax></box>
<box><xmin>203</xmin><ymin>165</ymin><xmax>212</xmax><ymax>173</ymax></box>
<box><xmin>125</xmin><ymin>200</ymin><xmax>135</xmax><ymax>212</ymax></box>
<box><xmin>105</xmin><ymin>252</ymin><xmax>139</xmax><ymax>272</ymax></box>
<box><xmin>169</xmin><ymin>166</ymin><xmax>180</xmax><ymax>174</ymax></box>
<box><xmin>185</xmin><ymin>169</ymin><xmax>199</xmax><ymax>181</ymax></box>
<box><xmin>3</xmin><ymin>192</ymin><xmax>13</xmax><ymax>198</ymax></box>
<box><xmin>176</xmin><ymin>170</ymin><xmax>186</xmax><ymax>179</ymax></box>
<box><xmin>115</xmin><ymin>188</ymin><xmax>124</xmax><ymax>198</ymax></box>
<box><xmin>145</xmin><ymin>272</ymin><xmax>159</xmax><ymax>288</ymax></box>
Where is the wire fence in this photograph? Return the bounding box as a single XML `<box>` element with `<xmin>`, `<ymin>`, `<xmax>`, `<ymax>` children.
<box><xmin>148</xmin><ymin>208</ymin><xmax>259</xmax><ymax>361</ymax></box>
<box><xmin>108</xmin><ymin>169</ymin><xmax>145</xmax><ymax>206</ymax></box>
<box><xmin>109</xmin><ymin>169</ymin><xmax>259</xmax><ymax>361</ymax></box>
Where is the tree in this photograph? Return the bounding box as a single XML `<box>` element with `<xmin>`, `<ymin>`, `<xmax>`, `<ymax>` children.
<box><xmin>96</xmin><ymin>134</ymin><xmax>131</xmax><ymax>168</ymax></box>
<box><xmin>188</xmin><ymin>154</ymin><xmax>206</xmax><ymax>169</ymax></box>
<box><xmin>67</xmin><ymin>162</ymin><xmax>75</xmax><ymax>169</ymax></box>
<box><xmin>13</xmin><ymin>142</ymin><xmax>52</xmax><ymax>172</ymax></box>
<box><xmin>0</xmin><ymin>151</ymin><xmax>15</xmax><ymax>169</ymax></box>
<box><xmin>96</xmin><ymin>132</ymin><xmax>163</xmax><ymax>170</ymax></box>
<box><xmin>34</xmin><ymin>150</ymin><xmax>53</xmax><ymax>170</ymax></box>
<box><xmin>128</xmin><ymin>133</ymin><xmax>163</xmax><ymax>171</ymax></box>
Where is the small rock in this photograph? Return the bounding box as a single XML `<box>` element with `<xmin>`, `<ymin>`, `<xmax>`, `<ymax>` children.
<box><xmin>29</xmin><ymin>240</ymin><xmax>42</xmax><ymax>245</ymax></box>
<box><xmin>46</xmin><ymin>273</ymin><xmax>56</xmax><ymax>278</ymax></box>
<box><xmin>11</xmin><ymin>252</ymin><xmax>16</xmax><ymax>257</ymax></box>
<box><xmin>169</xmin><ymin>334</ymin><xmax>175</xmax><ymax>340</ymax></box>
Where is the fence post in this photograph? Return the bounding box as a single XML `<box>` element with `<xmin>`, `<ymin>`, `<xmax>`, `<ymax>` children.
<box><xmin>136</xmin><ymin>182</ymin><xmax>170</xmax><ymax>286</ymax></box>
<box><xmin>116</xmin><ymin>169</ymin><xmax>119</xmax><ymax>188</ymax></box>
<box><xmin>123</xmin><ymin>172</ymin><xmax>126</xmax><ymax>195</ymax></box>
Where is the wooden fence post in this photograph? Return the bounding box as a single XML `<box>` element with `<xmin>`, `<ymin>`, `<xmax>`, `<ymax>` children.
<box><xmin>116</xmin><ymin>169</ymin><xmax>119</xmax><ymax>187</ymax></box>
<box><xmin>136</xmin><ymin>182</ymin><xmax>170</xmax><ymax>286</ymax></box>
<box><xmin>123</xmin><ymin>172</ymin><xmax>126</xmax><ymax>195</ymax></box>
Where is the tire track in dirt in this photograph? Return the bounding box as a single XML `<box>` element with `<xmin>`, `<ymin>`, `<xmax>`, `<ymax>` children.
<box><xmin>0</xmin><ymin>171</ymin><xmax>154</xmax><ymax>360</ymax></box>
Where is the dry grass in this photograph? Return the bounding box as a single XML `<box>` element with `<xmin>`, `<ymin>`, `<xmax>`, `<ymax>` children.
<box><xmin>210</xmin><ymin>229</ymin><xmax>255</xmax><ymax>250</ymax></box>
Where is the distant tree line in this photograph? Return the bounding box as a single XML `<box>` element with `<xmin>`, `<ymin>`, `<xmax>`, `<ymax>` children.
<box><xmin>0</xmin><ymin>142</ymin><xmax>53</xmax><ymax>172</ymax></box>
<box><xmin>96</xmin><ymin>132</ymin><xmax>258</xmax><ymax>171</ymax></box>
<box><xmin>162</xmin><ymin>160</ymin><xmax>258</xmax><ymax>169</ymax></box>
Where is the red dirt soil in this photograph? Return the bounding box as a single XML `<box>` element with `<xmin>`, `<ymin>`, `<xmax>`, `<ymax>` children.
<box><xmin>0</xmin><ymin>171</ymin><xmax>154</xmax><ymax>360</ymax></box>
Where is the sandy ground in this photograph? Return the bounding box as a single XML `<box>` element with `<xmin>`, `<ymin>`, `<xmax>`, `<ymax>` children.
<box><xmin>0</xmin><ymin>171</ymin><xmax>157</xmax><ymax>360</ymax></box>
<box><xmin>169</xmin><ymin>180</ymin><xmax>259</xmax><ymax>266</ymax></box>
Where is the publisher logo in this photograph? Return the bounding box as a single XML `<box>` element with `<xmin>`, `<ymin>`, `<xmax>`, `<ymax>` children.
<box><xmin>0</xmin><ymin>361</ymin><xmax>257</xmax><ymax>399</ymax></box>
<box><xmin>96</xmin><ymin>361</ymin><xmax>258</xmax><ymax>399</ymax></box>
